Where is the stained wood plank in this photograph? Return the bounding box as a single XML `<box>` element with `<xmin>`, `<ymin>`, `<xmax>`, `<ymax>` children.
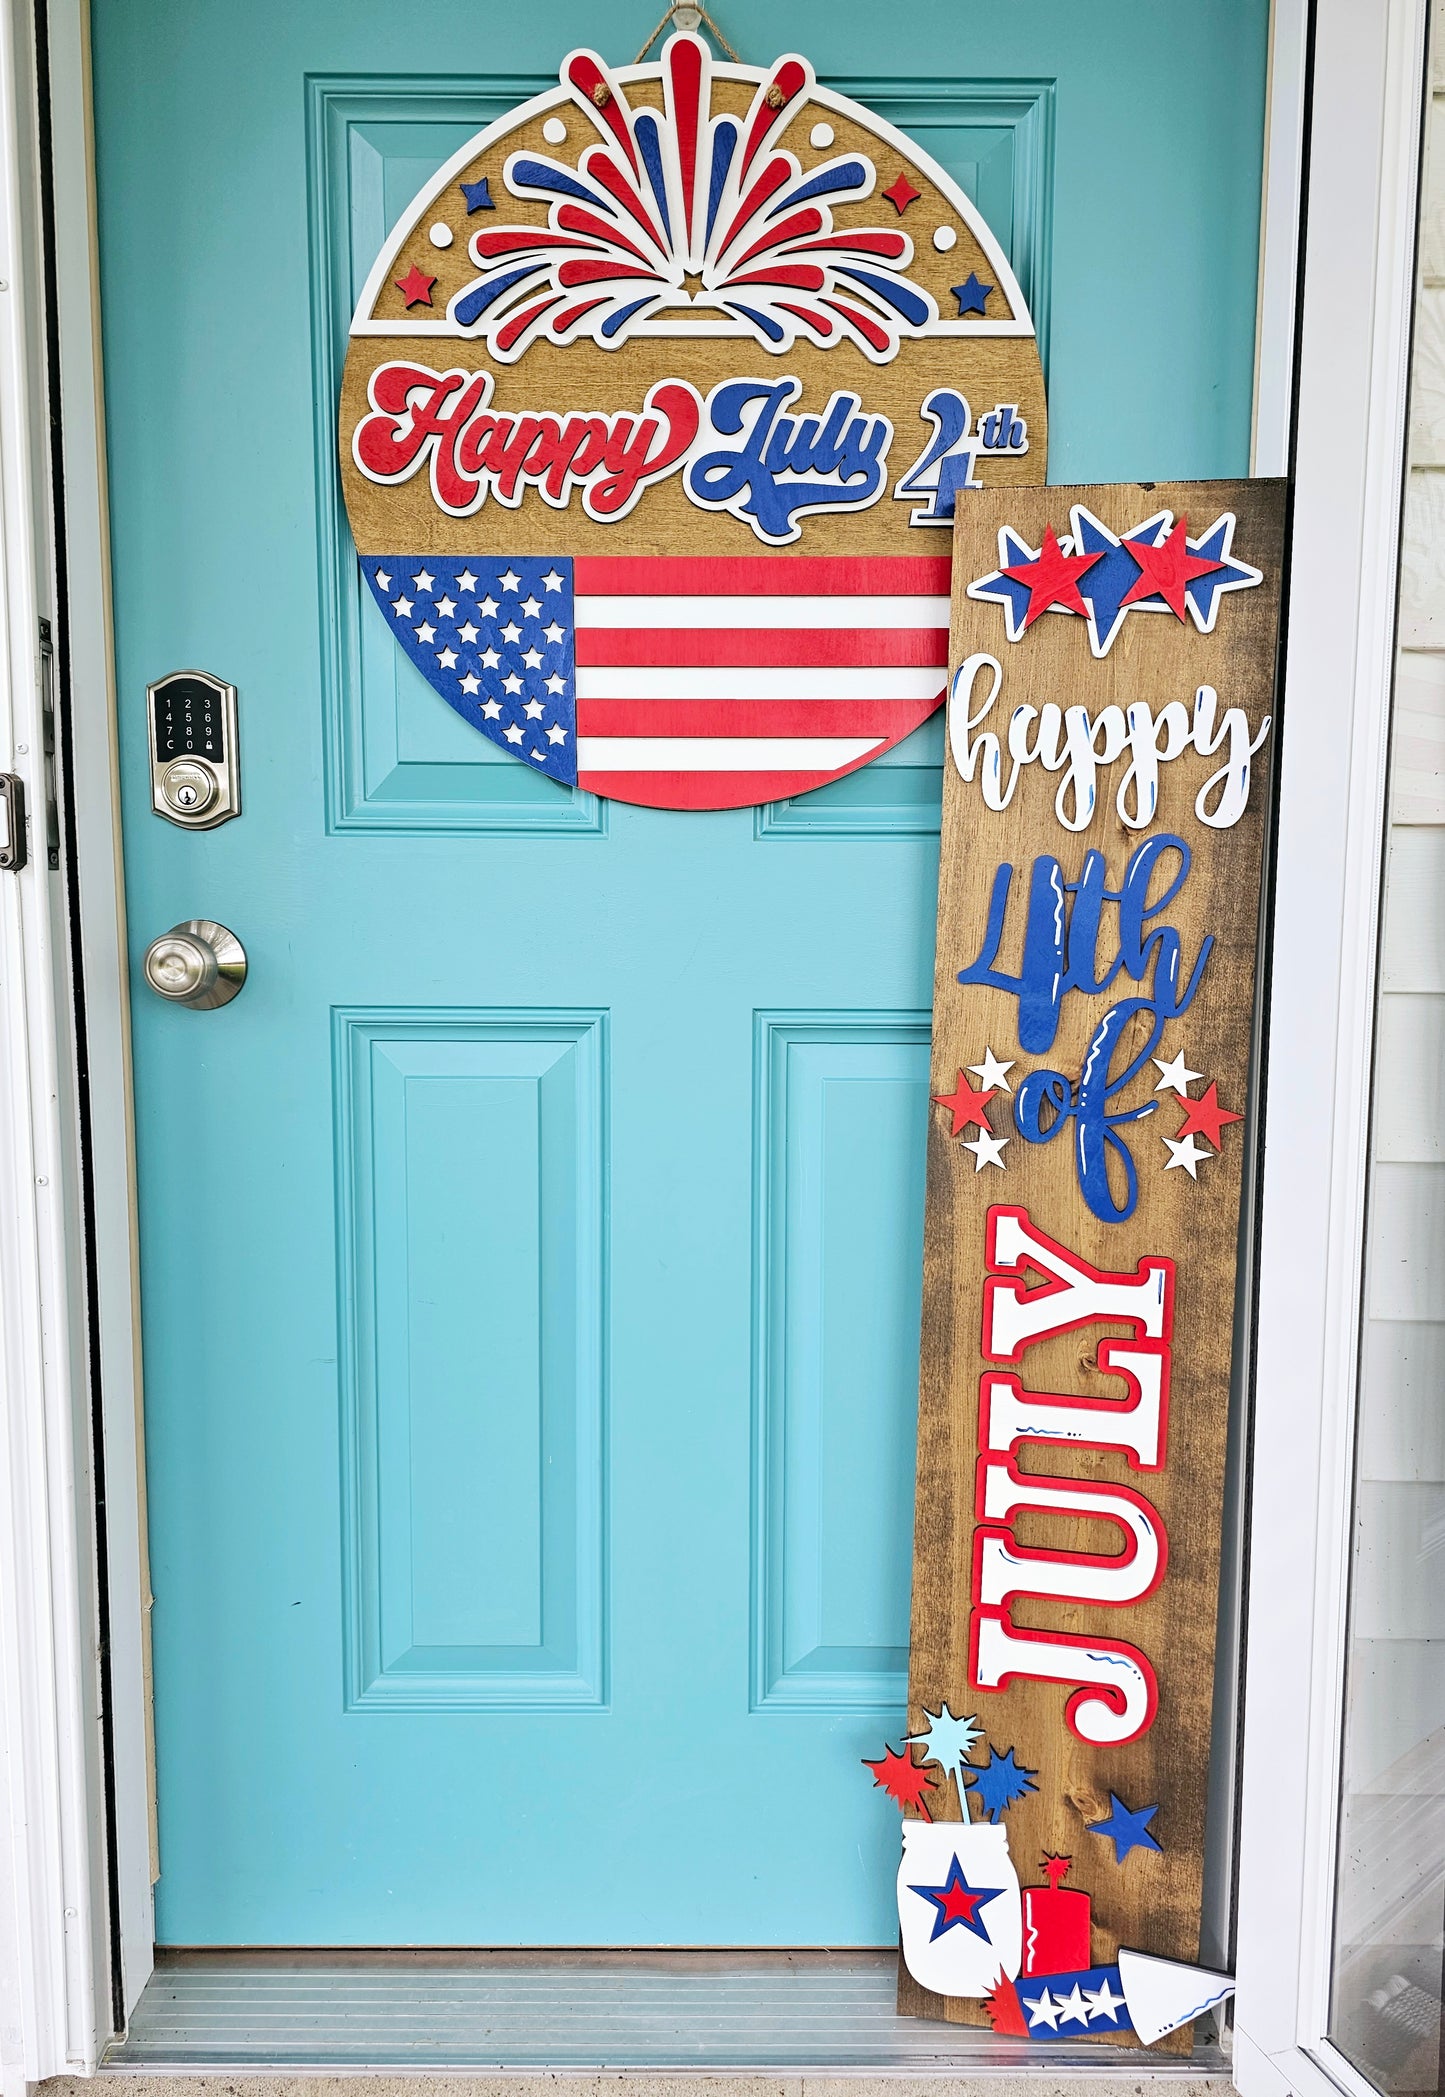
<box><xmin>900</xmin><ymin>481</ymin><xmax>1286</xmax><ymax>2046</ymax></box>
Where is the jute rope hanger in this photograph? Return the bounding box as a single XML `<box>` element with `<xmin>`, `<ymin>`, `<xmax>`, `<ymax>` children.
<box><xmin>634</xmin><ymin>0</ymin><xmax>741</xmax><ymax>64</ymax></box>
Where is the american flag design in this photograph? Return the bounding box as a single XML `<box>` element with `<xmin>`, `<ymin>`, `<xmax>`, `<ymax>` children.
<box><xmin>363</xmin><ymin>552</ymin><xmax>951</xmax><ymax>810</ymax></box>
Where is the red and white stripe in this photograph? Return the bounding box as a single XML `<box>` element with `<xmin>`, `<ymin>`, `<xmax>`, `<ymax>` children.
<box><xmin>571</xmin><ymin>555</ymin><xmax>952</xmax><ymax>809</ymax></box>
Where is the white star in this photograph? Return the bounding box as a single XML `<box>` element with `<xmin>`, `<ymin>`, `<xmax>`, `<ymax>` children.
<box><xmin>521</xmin><ymin>594</ymin><xmax>542</xmax><ymax>618</ymax></box>
<box><xmin>414</xmin><ymin>622</ymin><xmax>436</xmax><ymax>643</ymax></box>
<box><xmin>1053</xmin><ymin>1984</ymin><xmax>1090</xmax><ymax>2028</ymax></box>
<box><xmin>544</xmin><ymin>621</ymin><xmax>565</xmax><ymax>644</ymax></box>
<box><xmin>411</xmin><ymin>568</ymin><xmax>435</xmax><ymax>593</ymax></box>
<box><xmin>1163</xmin><ymin>1131</ymin><xmax>1211</xmax><ymax>1178</ymax></box>
<box><xmin>436</xmin><ymin>647</ymin><xmax>458</xmax><ymax>669</ymax></box>
<box><xmin>968</xmin><ymin>1047</ymin><xmax>1015</xmax><ymax>1092</ymax></box>
<box><xmin>547</xmin><ymin>724</ymin><xmax>568</xmax><ymax>744</ymax></box>
<box><xmin>529</xmin><ymin>749</ymin><xmax>547</xmax><ymax>763</ymax></box>
<box><xmin>542</xmin><ymin>569</ymin><xmax>564</xmax><ymax>591</ymax></box>
<box><xmin>481</xmin><ymin>648</ymin><xmax>500</xmax><ymax>669</ymax></box>
<box><xmin>459</xmin><ymin>673</ymin><xmax>481</xmax><ymax>695</ymax></box>
<box><xmin>479</xmin><ymin>595</ymin><xmax>499</xmax><ymax>618</ymax></box>
<box><xmin>522</xmin><ymin>647</ymin><xmax>543</xmax><ymax>669</ymax></box>
<box><xmin>1024</xmin><ymin>1989</ymin><xmax>1059</xmax><ymax>2032</ymax></box>
<box><xmin>456</xmin><ymin>569</ymin><xmax>478</xmax><ymax>592</ymax></box>
<box><xmin>374</xmin><ymin>569</ymin><xmax>391</xmax><ymax>592</ymax></box>
<box><xmin>481</xmin><ymin>698</ymin><xmax>502</xmax><ymax>719</ymax></box>
<box><xmin>545</xmin><ymin>673</ymin><xmax>566</xmax><ymax>695</ymax></box>
<box><xmin>391</xmin><ymin>595</ymin><xmax>414</xmax><ymax>617</ymax></box>
<box><xmin>501</xmin><ymin>621</ymin><xmax>523</xmax><ymax>644</ymax></box>
<box><xmin>434</xmin><ymin>594</ymin><xmax>457</xmax><ymax>620</ymax></box>
<box><xmin>458</xmin><ymin>622</ymin><xmax>480</xmax><ymax>644</ymax></box>
<box><xmin>499</xmin><ymin>568</ymin><xmax>521</xmax><ymax>591</ymax></box>
<box><xmin>504</xmin><ymin>723</ymin><xmax>524</xmax><ymax>743</ymax></box>
<box><xmin>503</xmin><ymin>672</ymin><xmax>524</xmax><ymax>695</ymax></box>
<box><xmin>1153</xmin><ymin>1050</ymin><xmax>1202</xmax><ymax>1095</ymax></box>
<box><xmin>1083</xmin><ymin>1978</ymin><xmax>1126</xmax><ymax>2025</ymax></box>
<box><xmin>523</xmin><ymin>698</ymin><xmax>545</xmax><ymax>720</ymax></box>
<box><xmin>961</xmin><ymin>1130</ymin><xmax>1008</xmax><ymax>1171</ymax></box>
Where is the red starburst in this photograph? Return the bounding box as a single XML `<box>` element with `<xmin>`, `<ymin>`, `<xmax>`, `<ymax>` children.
<box><xmin>863</xmin><ymin>1742</ymin><xmax>937</xmax><ymax>1820</ymax></box>
<box><xmin>1120</xmin><ymin>514</ymin><xmax>1226</xmax><ymax>619</ymax></box>
<box><xmin>395</xmin><ymin>264</ymin><xmax>437</xmax><ymax>308</ymax></box>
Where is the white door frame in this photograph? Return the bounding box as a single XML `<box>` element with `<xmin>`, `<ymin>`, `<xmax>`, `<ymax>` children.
<box><xmin>1233</xmin><ymin>0</ymin><xmax>1435</xmax><ymax>2091</ymax></box>
<box><xmin>0</xmin><ymin>0</ymin><xmax>1371</xmax><ymax>2080</ymax></box>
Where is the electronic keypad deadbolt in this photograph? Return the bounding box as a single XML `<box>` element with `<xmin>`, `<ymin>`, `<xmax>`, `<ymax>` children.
<box><xmin>148</xmin><ymin>669</ymin><xmax>240</xmax><ymax>828</ymax></box>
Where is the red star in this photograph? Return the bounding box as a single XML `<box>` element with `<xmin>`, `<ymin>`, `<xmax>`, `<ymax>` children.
<box><xmin>935</xmin><ymin>1875</ymin><xmax>985</xmax><ymax>1928</ymax></box>
<box><xmin>863</xmin><ymin>1743</ymin><xmax>936</xmax><ymax>1820</ymax></box>
<box><xmin>1120</xmin><ymin>514</ymin><xmax>1226</xmax><ymax>619</ymax></box>
<box><xmin>883</xmin><ymin>171</ymin><xmax>921</xmax><ymax>214</ymax></box>
<box><xmin>933</xmin><ymin>1072</ymin><xmax>996</xmax><ymax>1136</ymax></box>
<box><xmin>394</xmin><ymin>264</ymin><xmax>437</xmax><ymax>309</ymax></box>
<box><xmin>1000</xmin><ymin>524</ymin><xmax>1104</xmax><ymax>629</ymax></box>
<box><xmin>1174</xmin><ymin>1082</ymin><xmax>1243</xmax><ymax>1148</ymax></box>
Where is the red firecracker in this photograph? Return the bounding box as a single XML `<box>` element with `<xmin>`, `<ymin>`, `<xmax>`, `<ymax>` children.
<box><xmin>1022</xmin><ymin>1855</ymin><xmax>1092</xmax><ymax>1978</ymax></box>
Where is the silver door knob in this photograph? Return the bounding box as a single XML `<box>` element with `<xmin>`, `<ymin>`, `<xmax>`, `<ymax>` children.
<box><xmin>142</xmin><ymin>920</ymin><xmax>247</xmax><ymax>1009</ymax></box>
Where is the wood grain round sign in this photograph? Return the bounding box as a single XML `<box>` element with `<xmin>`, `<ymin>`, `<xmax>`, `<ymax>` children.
<box><xmin>339</xmin><ymin>32</ymin><xmax>1047</xmax><ymax>809</ymax></box>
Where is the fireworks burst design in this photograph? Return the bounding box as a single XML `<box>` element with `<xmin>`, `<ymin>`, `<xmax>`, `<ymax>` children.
<box><xmin>448</xmin><ymin>32</ymin><xmax>940</xmax><ymax>364</ymax></box>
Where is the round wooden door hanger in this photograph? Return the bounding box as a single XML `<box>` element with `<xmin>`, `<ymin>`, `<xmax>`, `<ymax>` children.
<box><xmin>340</xmin><ymin>33</ymin><xmax>1047</xmax><ymax>810</ymax></box>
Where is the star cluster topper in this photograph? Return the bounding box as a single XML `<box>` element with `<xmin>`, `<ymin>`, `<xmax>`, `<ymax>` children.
<box><xmin>968</xmin><ymin>505</ymin><xmax>1262</xmax><ymax>658</ymax></box>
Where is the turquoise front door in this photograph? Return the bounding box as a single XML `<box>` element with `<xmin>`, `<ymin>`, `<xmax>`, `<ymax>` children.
<box><xmin>94</xmin><ymin>0</ymin><xmax>1269</xmax><ymax>1946</ymax></box>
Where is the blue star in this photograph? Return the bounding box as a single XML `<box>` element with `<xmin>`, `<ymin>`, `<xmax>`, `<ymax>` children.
<box><xmin>1182</xmin><ymin>513</ymin><xmax>1264</xmax><ymax>631</ymax></box>
<box><xmin>951</xmin><ymin>272</ymin><xmax>993</xmax><ymax>316</ymax></box>
<box><xmin>1088</xmin><ymin>1792</ymin><xmax>1161</xmax><ymax>1863</ymax></box>
<box><xmin>968</xmin><ymin>1744</ymin><xmax>1038</xmax><ymax>1822</ymax></box>
<box><xmin>1072</xmin><ymin>505</ymin><xmax>1172</xmax><ymax>656</ymax></box>
<box><xmin>908</xmin><ymin>1854</ymin><xmax>1005</xmax><ymax>1943</ymax></box>
<box><xmin>967</xmin><ymin>526</ymin><xmax>1047</xmax><ymax>641</ymax></box>
<box><xmin>460</xmin><ymin>177</ymin><xmax>494</xmax><ymax>212</ymax></box>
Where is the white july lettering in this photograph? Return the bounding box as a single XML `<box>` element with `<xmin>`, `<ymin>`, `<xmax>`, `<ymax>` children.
<box><xmin>948</xmin><ymin>650</ymin><xmax>1272</xmax><ymax>830</ymax></box>
<box><xmin>968</xmin><ymin>1205</ymin><xmax>1174</xmax><ymax>1748</ymax></box>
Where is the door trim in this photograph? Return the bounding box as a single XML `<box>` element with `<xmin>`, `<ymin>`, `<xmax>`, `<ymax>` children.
<box><xmin>0</xmin><ymin>0</ymin><xmax>1310</xmax><ymax>2074</ymax></box>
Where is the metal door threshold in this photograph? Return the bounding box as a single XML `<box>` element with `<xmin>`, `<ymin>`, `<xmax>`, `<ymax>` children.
<box><xmin>102</xmin><ymin>1950</ymin><xmax>1232</xmax><ymax>2076</ymax></box>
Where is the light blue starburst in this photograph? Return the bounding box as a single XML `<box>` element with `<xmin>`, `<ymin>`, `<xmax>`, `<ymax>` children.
<box><xmin>907</xmin><ymin>1703</ymin><xmax>985</xmax><ymax>1819</ymax></box>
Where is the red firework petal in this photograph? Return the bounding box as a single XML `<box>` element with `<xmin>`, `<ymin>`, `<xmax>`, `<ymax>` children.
<box><xmin>667</xmin><ymin>33</ymin><xmax>704</xmax><ymax>250</ymax></box>
<box><xmin>803</xmin><ymin>231</ymin><xmax>909</xmax><ymax>260</ymax></box>
<box><xmin>823</xmin><ymin>296</ymin><xmax>890</xmax><ymax>354</ymax></box>
<box><xmin>495</xmin><ymin>293</ymin><xmax>561</xmax><ymax>353</ymax></box>
<box><xmin>739</xmin><ymin>57</ymin><xmax>808</xmax><ymax>182</ymax></box>
<box><xmin>716</xmin><ymin>156</ymin><xmax>792</xmax><ymax>260</ymax></box>
<box><xmin>582</xmin><ymin>149</ymin><xmax>668</xmax><ymax>256</ymax></box>
<box><xmin>566</xmin><ymin>52</ymin><xmax>640</xmax><ymax>174</ymax></box>
<box><xmin>777</xmin><ymin>300</ymin><xmax>834</xmax><ymax>336</ymax></box>
<box><xmin>729</xmin><ymin>263</ymin><xmax>826</xmax><ymax>290</ymax></box>
<box><xmin>472</xmin><ymin>229</ymin><xmax>594</xmax><ymax>258</ymax></box>
<box><xmin>985</xmin><ymin>1974</ymin><xmax>1028</xmax><ymax>2037</ymax></box>
<box><xmin>550</xmin><ymin>295</ymin><xmax>607</xmax><ymax>333</ymax></box>
<box><xmin>557</xmin><ymin>257</ymin><xmax>660</xmax><ymax>287</ymax></box>
<box><xmin>556</xmin><ymin>204</ymin><xmax>654</xmax><ymax>263</ymax></box>
<box><xmin>734</xmin><ymin>207</ymin><xmax>824</xmax><ymax>266</ymax></box>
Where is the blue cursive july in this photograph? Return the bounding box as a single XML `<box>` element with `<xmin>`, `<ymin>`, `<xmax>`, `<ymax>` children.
<box><xmin>958</xmin><ymin>834</ymin><xmax>1213</xmax><ymax>1223</ymax></box>
<box><xmin>685</xmin><ymin>378</ymin><xmax>891</xmax><ymax>544</ymax></box>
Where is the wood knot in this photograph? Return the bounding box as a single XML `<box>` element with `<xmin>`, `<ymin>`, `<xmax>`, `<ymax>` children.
<box><xmin>592</xmin><ymin>82</ymin><xmax>612</xmax><ymax>108</ymax></box>
<box><xmin>765</xmin><ymin>83</ymin><xmax>785</xmax><ymax>109</ymax></box>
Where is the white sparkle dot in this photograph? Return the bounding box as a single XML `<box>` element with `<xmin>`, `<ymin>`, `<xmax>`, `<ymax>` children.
<box><xmin>542</xmin><ymin>116</ymin><xmax>568</xmax><ymax>144</ymax></box>
<box><xmin>809</xmin><ymin>122</ymin><xmax>834</xmax><ymax>148</ymax></box>
<box><xmin>429</xmin><ymin>221</ymin><xmax>454</xmax><ymax>249</ymax></box>
<box><xmin>933</xmin><ymin>225</ymin><xmax>958</xmax><ymax>252</ymax></box>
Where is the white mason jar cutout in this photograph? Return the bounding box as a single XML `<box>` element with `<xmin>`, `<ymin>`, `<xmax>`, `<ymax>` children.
<box><xmin>897</xmin><ymin>1819</ymin><xmax>1023</xmax><ymax>1998</ymax></box>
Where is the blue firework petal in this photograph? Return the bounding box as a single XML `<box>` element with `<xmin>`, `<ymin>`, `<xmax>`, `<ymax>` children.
<box><xmin>600</xmin><ymin>294</ymin><xmax>662</xmax><ymax>338</ymax></box>
<box><xmin>835</xmin><ymin>264</ymin><xmax>930</xmax><ymax>326</ymax></box>
<box><xmin>453</xmin><ymin>262</ymin><xmax>549</xmax><ymax>327</ymax></box>
<box><xmin>723</xmin><ymin>299</ymin><xmax>786</xmax><ymax>342</ymax></box>
<box><xmin>633</xmin><ymin>112</ymin><xmax>673</xmax><ymax>244</ymax></box>
<box><xmin>508</xmin><ymin>156</ymin><xmax>606</xmax><ymax>207</ymax></box>
<box><xmin>769</xmin><ymin>157</ymin><xmax>870</xmax><ymax>213</ymax></box>
<box><xmin>705</xmin><ymin>120</ymin><xmax>740</xmax><ymax>246</ymax></box>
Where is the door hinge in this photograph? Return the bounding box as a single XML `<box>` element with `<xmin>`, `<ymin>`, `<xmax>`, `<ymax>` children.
<box><xmin>37</xmin><ymin>616</ymin><xmax>58</xmax><ymax>869</ymax></box>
